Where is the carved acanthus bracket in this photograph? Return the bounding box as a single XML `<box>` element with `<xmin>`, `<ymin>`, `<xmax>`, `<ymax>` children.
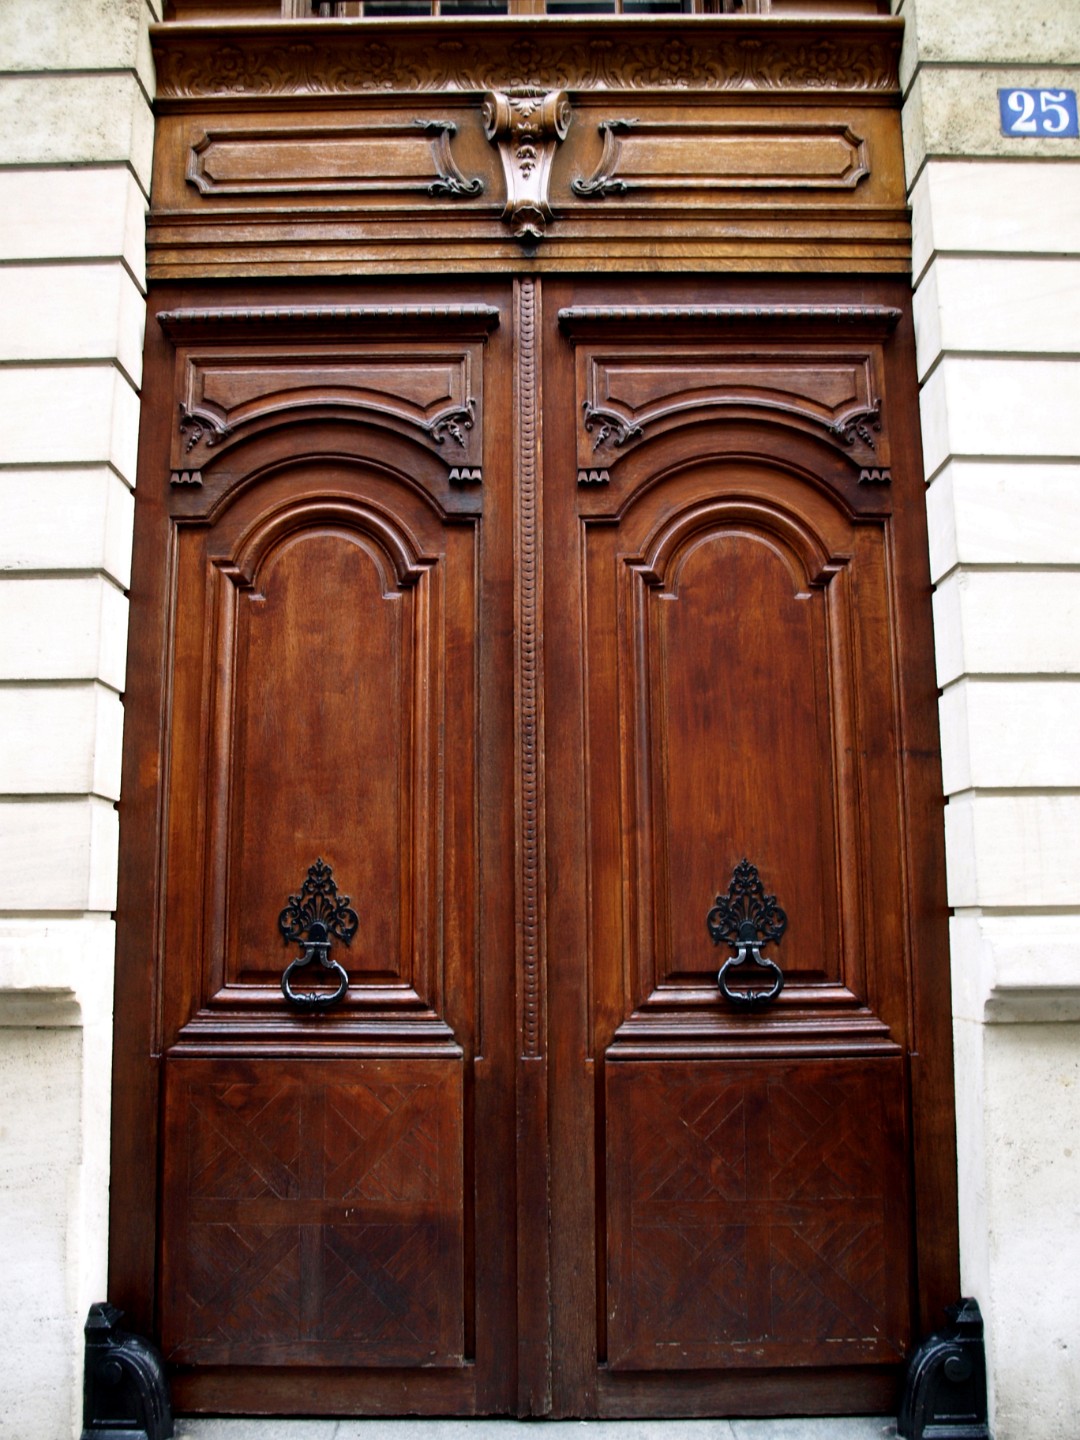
<box><xmin>582</xmin><ymin>401</ymin><xmax>642</xmax><ymax>453</ymax></box>
<box><xmin>428</xmin><ymin>397</ymin><xmax>476</xmax><ymax>448</ymax></box>
<box><xmin>482</xmin><ymin>90</ymin><xmax>571</xmax><ymax>244</ymax></box>
<box><xmin>831</xmin><ymin>401</ymin><xmax>881</xmax><ymax>451</ymax></box>
<box><xmin>178</xmin><ymin>401</ymin><xmax>231</xmax><ymax>455</ymax></box>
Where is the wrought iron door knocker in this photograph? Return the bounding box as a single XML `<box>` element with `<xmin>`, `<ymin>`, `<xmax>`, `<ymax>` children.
<box><xmin>707</xmin><ymin>858</ymin><xmax>787</xmax><ymax>1010</ymax></box>
<box><xmin>278</xmin><ymin>858</ymin><xmax>357</xmax><ymax>1011</ymax></box>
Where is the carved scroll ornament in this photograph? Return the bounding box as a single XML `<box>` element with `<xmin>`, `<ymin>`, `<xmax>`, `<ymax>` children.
<box><xmin>483</xmin><ymin>89</ymin><xmax>571</xmax><ymax>244</ymax></box>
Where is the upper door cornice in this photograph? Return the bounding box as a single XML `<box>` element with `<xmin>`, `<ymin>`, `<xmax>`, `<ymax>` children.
<box><xmin>147</xmin><ymin>14</ymin><xmax>908</xmax><ymax>277</ymax></box>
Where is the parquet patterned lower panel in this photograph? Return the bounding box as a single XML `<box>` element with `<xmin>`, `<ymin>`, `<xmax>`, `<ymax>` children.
<box><xmin>605</xmin><ymin>1056</ymin><xmax>909</xmax><ymax>1370</ymax></box>
<box><xmin>160</xmin><ymin>1056</ymin><xmax>464</xmax><ymax>1367</ymax></box>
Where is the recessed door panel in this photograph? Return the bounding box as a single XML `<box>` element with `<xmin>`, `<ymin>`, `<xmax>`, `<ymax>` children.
<box><xmin>605</xmin><ymin>1057</ymin><xmax>910</xmax><ymax>1370</ymax></box>
<box><xmin>614</xmin><ymin>488</ymin><xmax>845</xmax><ymax>996</ymax></box>
<box><xmin>224</xmin><ymin>523</ymin><xmax>414</xmax><ymax>988</ymax></box>
<box><xmin>161</xmin><ymin>1056</ymin><xmax>464</xmax><ymax>1367</ymax></box>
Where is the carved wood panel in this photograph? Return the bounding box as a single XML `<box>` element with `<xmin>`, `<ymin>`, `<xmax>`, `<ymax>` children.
<box><xmin>161</xmin><ymin>1057</ymin><xmax>465</xmax><ymax>1366</ymax></box>
<box><xmin>605</xmin><ymin>1058</ymin><xmax>909</xmax><ymax>1369</ymax></box>
<box><xmin>576</xmin><ymin>474</ymin><xmax>901</xmax><ymax>1024</ymax></box>
<box><xmin>147</xmin><ymin>18</ymin><xmax>909</xmax><ymax>277</ymax></box>
<box><xmin>162</xmin><ymin>461</ymin><xmax>473</xmax><ymax>1029</ymax></box>
<box><xmin>187</xmin><ymin>120</ymin><xmax>483</xmax><ymax>200</ymax></box>
<box><xmin>559</xmin><ymin>304</ymin><xmax>898</xmax><ymax>481</ymax></box>
<box><xmin>615</xmin><ymin>492</ymin><xmax>846</xmax><ymax>998</ymax></box>
<box><xmin>571</xmin><ymin>119</ymin><xmax>869</xmax><ymax>199</ymax></box>
<box><xmin>161</xmin><ymin>307</ymin><xmax>496</xmax><ymax>482</ymax></box>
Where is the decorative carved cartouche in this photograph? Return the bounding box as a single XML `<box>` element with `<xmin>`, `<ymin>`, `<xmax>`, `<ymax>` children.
<box><xmin>482</xmin><ymin>89</ymin><xmax>571</xmax><ymax>244</ymax></box>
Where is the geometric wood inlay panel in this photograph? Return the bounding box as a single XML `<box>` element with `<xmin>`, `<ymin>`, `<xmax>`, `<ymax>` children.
<box><xmin>160</xmin><ymin>1056</ymin><xmax>464</xmax><ymax>1367</ymax></box>
<box><xmin>605</xmin><ymin>1057</ymin><xmax>909</xmax><ymax>1370</ymax></box>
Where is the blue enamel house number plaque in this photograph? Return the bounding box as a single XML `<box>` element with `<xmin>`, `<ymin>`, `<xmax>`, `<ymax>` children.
<box><xmin>999</xmin><ymin>88</ymin><xmax>1079</xmax><ymax>138</ymax></box>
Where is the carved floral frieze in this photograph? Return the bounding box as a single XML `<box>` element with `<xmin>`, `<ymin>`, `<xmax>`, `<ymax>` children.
<box><xmin>153</xmin><ymin>22</ymin><xmax>901</xmax><ymax>100</ymax></box>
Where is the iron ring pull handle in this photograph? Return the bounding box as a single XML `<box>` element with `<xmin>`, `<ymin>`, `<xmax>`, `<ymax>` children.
<box><xmin>707</xmin><ymin>858</ymin><xmax>787</xmax><ymax>1011</ymax></box>
<box><xmin>281</xmin><ymin>922</ymin><xmax>350</xmax><ymax>1011</ymax></box>
<box><xmin>278</xmin><ymin>858</ymin><xmax>357</xmax><ymax>1012</ymax></box>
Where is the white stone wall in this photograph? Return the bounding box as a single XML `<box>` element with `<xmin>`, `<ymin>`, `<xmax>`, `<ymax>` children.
<box><xmin>897</xmin><ymin>1</ymin><xmax>1080</xmax><ymax>1435</ymax></box>
<box><xmin>0</xmin><ymin>2</ymin><xmax>156</xmax><ymax>1435</ymax></box>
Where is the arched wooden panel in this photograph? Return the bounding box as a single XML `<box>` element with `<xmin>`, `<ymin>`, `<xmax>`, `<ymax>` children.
<box><xmin>163</xmin><ymin>468</ymin><xmax>471</xmax><ymax>1030</ymax></box>
<box><xmin>218</xmin><ymin>514</ymin><xmax>433</xmax><ymax>997</ymax></box>
<box><xmin>624</xmin><ymin>500</ymin><xmax>845</xmax><ymax>998</ymax></box>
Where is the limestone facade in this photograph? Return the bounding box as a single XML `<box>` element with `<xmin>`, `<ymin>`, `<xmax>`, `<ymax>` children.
<box><xmin>897</xmin><ymin>0</ymin><xmax>1080</xmax><ymax>1433</ymax></box>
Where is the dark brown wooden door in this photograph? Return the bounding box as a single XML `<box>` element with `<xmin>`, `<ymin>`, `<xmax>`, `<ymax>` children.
<box><xmin>111</xmin><ymin>275</ymin><xmax>955</xmax><ymax>1419</ymax></box>
<box><xmin>541</xmin><ymin>278</ymin><xmax>955</xmax><ymax>1417</ymax></box>
<box><xmin>114</xmin><ymin>285</ymin><xmax>522</xmax><ymax>1416</ymax></box>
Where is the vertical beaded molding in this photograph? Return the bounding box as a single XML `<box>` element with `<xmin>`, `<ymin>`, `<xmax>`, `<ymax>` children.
<box><xmin>514</xmin><ymin>277</ymin><xmax>546</xmax><ymax>1060</ymax></box>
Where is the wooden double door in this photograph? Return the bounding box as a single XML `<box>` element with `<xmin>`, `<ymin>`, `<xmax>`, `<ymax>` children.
<box><xmin>112</xmin><ymin>273</ymin><xmax>956</xmax><ymax>1418</ymax></box>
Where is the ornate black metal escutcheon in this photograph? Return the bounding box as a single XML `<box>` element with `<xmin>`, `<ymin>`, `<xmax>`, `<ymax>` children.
<box><xmin>897</xmin><ymin>1297</ymin><xmax>990</xmax><ymax>1440</ymax></box>
<box><xmin>278</xmin><ymin>857</ymin><xmax>358</xmax><ymax>1011</ymax></box>
<box><xmin>706</xmin><ymin>858</ymin><xmax>787</xmax><ymax>1010</ymax></box>
<box><xmin>81</xmin><ymin>1302</ymin><xmax>172</xmax><ymax>1440</ymax></box>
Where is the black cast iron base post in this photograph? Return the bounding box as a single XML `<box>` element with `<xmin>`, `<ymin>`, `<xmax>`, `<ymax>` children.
<box><xmin>898</xmin><ymin>1297</ymin><xmax>990</xmax><ymax>1439</ymax></box>
<box><xmin>81</xmin><ymin>1302</ymin><xmax>173</xmax><ymax>1440</ymax></box>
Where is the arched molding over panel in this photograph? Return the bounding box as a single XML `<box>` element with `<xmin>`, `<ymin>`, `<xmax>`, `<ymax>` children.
<box><xmin>560</xmin><ymin>303</ymin><xmax>899</xmax><ymax>487</ymax></box>
<box><xmin>228</xmin><ymin>494</ymin><xmax>433</xmax><ymax>595</ymax></box>
<box><xmin>173</xmin><ymin>426</ymin><xmax>483</xmax><ymax>529</ymax></box>
<box><xmin>159</xmin><ymin>303</ymin><xmax>499</xmax><ymax>487</ymax></box>
<box><xmin>635</xmin><ymin>494</ymin><xmax>840</xmax><ymax>599</ymax></box>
